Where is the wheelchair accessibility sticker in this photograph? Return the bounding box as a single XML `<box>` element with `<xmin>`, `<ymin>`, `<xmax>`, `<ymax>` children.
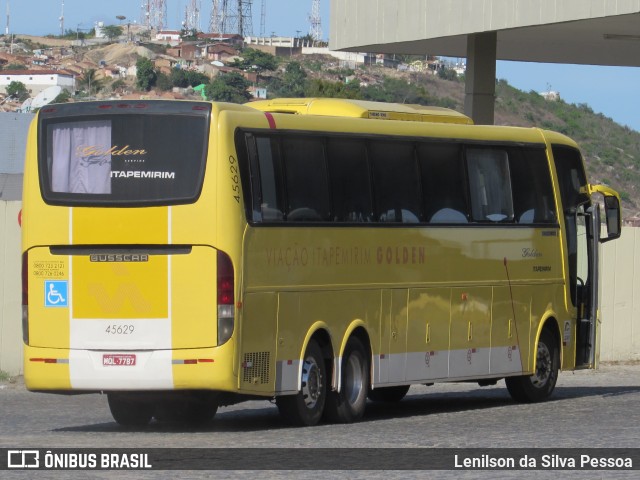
<box><xmin>45</xmin><ymin>281</ymin><xmax>68</xmax><ymax>307</ymax></box>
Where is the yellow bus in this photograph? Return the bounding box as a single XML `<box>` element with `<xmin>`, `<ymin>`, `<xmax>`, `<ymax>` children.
<box><xmin>21</xmin><ymin>98</ymin><xmax>621</xmax><ymax>427</ymax></box>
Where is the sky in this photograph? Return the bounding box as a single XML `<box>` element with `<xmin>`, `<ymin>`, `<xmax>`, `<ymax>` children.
<box><xmin>5</xmin><ymin>0</ymin><xmax>640</xmax><ymax>132</ymax></box>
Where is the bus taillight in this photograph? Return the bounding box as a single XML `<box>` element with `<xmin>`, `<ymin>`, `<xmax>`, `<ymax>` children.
<box><xmin>22</xmin><ymin>251</ymin><xmax>29</xmax><ymax>345</ymax></box>
<box><xmin>217</xmin><ymin>250</ymin><xmax>234</xmax><ymax>345</ymax></box>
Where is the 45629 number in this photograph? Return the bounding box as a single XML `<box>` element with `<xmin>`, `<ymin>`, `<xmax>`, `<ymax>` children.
<box><xmin>229</xmin><ymin>155</ymin><xmax>240</xmax><ymax>203</ymax></box>
<box><xmin>105</xmin><ymin>324</ymin><xmax>135</xmax><ymax>335</ymax></box>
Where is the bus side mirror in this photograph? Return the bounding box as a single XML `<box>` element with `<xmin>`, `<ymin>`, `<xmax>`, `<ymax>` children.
<box><xmin>601</xmin><ymin>195</ymin><xmax>621</xmax><ymax>243</ymax></box>
<box><xmin>589</xmin><ymin>184</ymin><xmax>622</xmax><ymax>243</ymax></box>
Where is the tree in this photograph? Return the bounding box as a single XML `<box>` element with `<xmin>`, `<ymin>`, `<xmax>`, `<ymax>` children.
<box><xmin>51</xmin><ymin>90</ymin><xmax>71</xmax><ymax>104</ymax></box>
<box><xmin>136</xmin><ymin>57</ymin><xmax>157</xmax><ymax>91</ymax></box>
<box><xmin>156</xmin><ymin>72</ymin><xmax>173</xmax><ymax>91</ymax></box>
<box><xmin>305</xmin><ymin>78</ymin><xmax>362</xmax><ymax>99</ymax></box>
<box><xmin>76</xmin><ymin>69</ymin><xmax>104</xmax><ymax>95</ymax></box>
<box><xmin>170</xmin><ymin>69</ymin><xmax>210</xmax><ymax>88</ymax></box>
<box><xmin>230</xmin><ymin>48</ymin><xmax>278</xmax><ymax>72</ymax></box>
<box><xmin>6</xmin><ymin>81</ymin><xmax>29</xmax><ymax>101</ymax></box>
<box><xmin>278</xmin><ymin>61</ymin><xmax>307</xmax><ymax>97</ymax></box>
<box><xmin>204</xmin><ymin>72</ymin><xmax>252</xmax><ymax>103</ymax></box>
<box><xmin>103</xmin><ymin>25</ymin><xmax>123</xmax><ymax>42</ymax></box>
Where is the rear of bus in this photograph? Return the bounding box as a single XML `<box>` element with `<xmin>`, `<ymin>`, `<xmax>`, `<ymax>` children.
<box><xmin>21</xmin><ymin>100</ymin><xmax>241</xmax><ymax>423</ymax></box>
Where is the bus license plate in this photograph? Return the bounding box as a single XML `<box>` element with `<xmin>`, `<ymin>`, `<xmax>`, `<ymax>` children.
<box><xmin>103</xmin><ymin>354</ymin><xmax>136</xmax><ymax>366</ymax></box>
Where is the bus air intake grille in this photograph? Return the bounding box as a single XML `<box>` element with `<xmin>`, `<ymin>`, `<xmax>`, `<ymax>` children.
<box><xmin>242</xmin><ymin>352</ymin><xmax>270</xmax><ymax>384</ymax></box>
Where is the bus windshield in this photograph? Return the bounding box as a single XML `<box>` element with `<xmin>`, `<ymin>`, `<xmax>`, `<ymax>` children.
<box><xmin>38</xmin><ymin>101</ymin><xmax>210</xmax><ymax>206</ymax></box>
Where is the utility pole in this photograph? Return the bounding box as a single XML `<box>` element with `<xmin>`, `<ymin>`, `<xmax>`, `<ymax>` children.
<box><xmin>59</xmin><ymin>0</ymin><xmax>64</xmax><ymax>36</ymax></box>
<box><xmin>5</xmin><ymin>0</ymin><xmax>9</xmax><ymax>36</ymax></box>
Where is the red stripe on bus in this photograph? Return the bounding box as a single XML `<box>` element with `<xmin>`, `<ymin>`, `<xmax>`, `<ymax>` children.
<box><xmin>264</xmin><ymin>112</ymin><xmax>277</xmax><ymax>129</ymax></box>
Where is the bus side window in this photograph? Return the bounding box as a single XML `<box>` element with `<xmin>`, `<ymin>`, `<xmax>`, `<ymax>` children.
<box><xmin>281</xmin><ymin>137</ymin><xmax>330</xmax><ymax>222</ymax></box>
<box><xmin>370</xmin><ymin>141</ymin><xmax>423</xmax><ymax>223</ymax></box>
<box><xmin>466</xmin><ymin>148</ymin><xmax>514</xmax><ymax>223</ymax></box>
<box><xmin>418</xmin><ymin>142</ymin><xmax>469</xmax><ymax>223</ymax></box>
<box><xmin>254</xmin><ymin>136</ymin><xmax>284</xmax><ymax>222</ymax></box>
<box><xmin>509</xmin><ymin>148</ymin><xmax>557</xmax><ymax>224</ymax></box>
<box><xmin>326</xmin><ymin>138</ymin><xmax>373</xmax><ymax>222</ymax></box>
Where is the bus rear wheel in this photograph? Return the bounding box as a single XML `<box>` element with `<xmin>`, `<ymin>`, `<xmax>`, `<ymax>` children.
<box><xmin>367</xmin><ymin>385</ymin><xmax>410</xmax><ymax>403</ymax></box>
<box><xmin>506</xmin><ymin>328</ymin><xmax>559</xmax><ymax>403</ymax></box>
<box><xmin>324</xmin><ymin>336</ymin><xmax>370</xmax><ymax>423</ymax></box>
<box><xmin>107</xmin><ymin>393</ymin><xmax>154</xmax><ymax>427</ymax></box>
<box><xmin>276</xmin><ymin>339</ymin><xmax>326</xmax><ymax>426</ymax></box>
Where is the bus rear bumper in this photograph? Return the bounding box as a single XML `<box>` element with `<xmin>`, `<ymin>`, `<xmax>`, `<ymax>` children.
<box><xmin>24</xmin><ymin>342</ymin><xmax>237</xmax><ymax>392</ymax></box>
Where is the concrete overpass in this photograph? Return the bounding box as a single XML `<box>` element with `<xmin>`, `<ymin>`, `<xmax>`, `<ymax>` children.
<box><xmin>329</xmin><ymin>0</ymin><xmax>640</xmax><ymax>124</ymax></box>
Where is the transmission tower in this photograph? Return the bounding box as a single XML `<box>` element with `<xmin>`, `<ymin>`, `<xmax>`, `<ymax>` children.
<box><xmin>141</xmin><ymin>0</ymin><xmax>167</xmax><ymax>31</ymax></box>
<box><xmin>184</xmin><ymin>0</ymin><xmax>201</xmax><ymax>32</ymax></box>
<box><xmin>223</xmin><ymin>0</ymin><xmax>253</xmax><ymax>36</ymax></box>
<box><xmin>309</xmin><ymin>0</ymin><xmax>322</xmax><ymax>42</ymax></box>
<box><xmin>210</xmin><ymin>0</ymin><xmax>253</xmax><ymax>36</ymax></box>
<box><xmin>210</xmin><ymin>0</ymin><xmax>226</xmax><ymax>34</ymax></box>
<box><xmin>260</xmin><ymin>0</ymin><xmax>266</xmax><ymax>37</ymax></box>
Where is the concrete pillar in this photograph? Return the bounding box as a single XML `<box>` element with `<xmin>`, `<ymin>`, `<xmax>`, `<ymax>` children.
<box><xmin>464</xmin><ymin>32</ymin><xmax>497</xmax><ymax>125</ymax></box>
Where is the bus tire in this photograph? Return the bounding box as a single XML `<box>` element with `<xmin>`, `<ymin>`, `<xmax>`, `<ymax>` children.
<box><xmin>367</xmin><ymin>385</ymin><xmax>410</xmax><ymax>403</ymax></box>
<box><xmin>107</xmin><ymin>394</ymin><xmax>153</xmax><ymax>427</ymax></box>
<box><xmin>276</xmin><ymin>339</ymin><xmax>327</xmax><ymax>426</ymax></box>
<box><xmin>324</xmin><ymin>336</ymin><xmax>370</xmax><ymax>423</ymax></box>
<box><xmin>506</xmin><ymin>328</ymin><xmax>559</xmax><ymax>403</ymax></box>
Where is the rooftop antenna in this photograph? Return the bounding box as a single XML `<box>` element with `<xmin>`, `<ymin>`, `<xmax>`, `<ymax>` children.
<box><xmin>309</xmin><ymin>0</ymin><xmax>322</xmax><ymax>43</ymax></box>
<box><xmin>59</xmin><ymin>0</ymin><xmax>64</xmax><ymax>36</ymax></box>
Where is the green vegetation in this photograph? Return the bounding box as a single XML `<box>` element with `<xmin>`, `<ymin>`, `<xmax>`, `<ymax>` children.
<box><xmin>0</xmin><ymin>370</ymin><xmax>9</xmax><ymax>382</ymax></box>
<box><xmin>230</xmin><ymin>48</ymin><xmax>279</xmax><ymax>72</ymax></box>
<box><xmin>51</xmin><ymin>90</ymin><xmax>71</xmax><ymax>104</ymax></box>
<box><xmin>6</xmin><ymin>81</ymin><xmax>29</xmax><ymax>101</ymax></box>
<box><xmin>494</xmin><ymin>79</ymin><xmax>640</xmax><ymax>210</ymax></box>
<box><xmin>102</xmin><ymin>25</ymin><xmax>124</xmax><ymax>42</ymax></box>
<box><xmin>205</xmin><ymin>72</ymin><xmax>252</xmax><ymax>103</ymax></box>
<box><xmin>76</xmin><ymin>69</ymin><xmax>105</xmax><ymax>95</ymax></box>
<box><xmin>136</xmin><ymin>57</ymin><xmax>157</xmax><ymax>91</ymax></box>
<box><xmin>170</xmin><ymin>69</ymin><xmax>210</xmax><ymax>88</ymax></box>
<box><xmin>5</xmin><ymin>63</ymin><xmax>26</xmax><ymax>70</ymax></box>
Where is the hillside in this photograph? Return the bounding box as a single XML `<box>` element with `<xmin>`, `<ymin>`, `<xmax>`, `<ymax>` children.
<box><xmin>278</xmin><ymin>57</ymin><xmax>640</xmax><ymax>219</ymax></box>
<box><xmin>2</xmin><ymin>36</ymin><xmax>637</xmax><ymax>218</ymax></box>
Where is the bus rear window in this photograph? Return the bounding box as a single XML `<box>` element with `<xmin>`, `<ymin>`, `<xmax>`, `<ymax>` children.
<box><xmin>38</xmin><ymin>101</ymin><xmax>210</xmax><ymax>206</ymax></box>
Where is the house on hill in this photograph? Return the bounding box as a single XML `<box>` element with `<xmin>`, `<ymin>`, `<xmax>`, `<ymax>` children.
<box><xmin>202</xmin><ymin>44</ymin><xmax>240</xmax><ymax>63</ymax></box>
<box><xmin>196</xmin><ymin>33</ymin><xmax>244</xmax><ymax>48</ymax></box>
<box><xmin>0</xmin><ymin>70</ymin><xmax>75</xmax><ymax>96</ymax></box>
<box><xmin>156</xmin><ymin>30</ymin><xmax>182</xmax><ymax>45</ymax></box>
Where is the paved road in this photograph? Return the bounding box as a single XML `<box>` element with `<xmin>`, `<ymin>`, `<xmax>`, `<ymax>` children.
<box><xmin>1</xmin><ymin>364</ymin><xmax>639</xmax><ymax>479</ymax></box>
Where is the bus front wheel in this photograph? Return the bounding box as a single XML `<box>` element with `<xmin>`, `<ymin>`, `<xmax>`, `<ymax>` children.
<box><xmin>324</xmin><ymin>336</ymin><xmax>370</xmax><ymax>423</ymax></box>
<box><xmin>107</xmin><ymin>393</ymin><xmax>153</xmax><ymax>427</ymax></box>
<box><xmin>506</xmin><ymin>328</ymin><xmax>559</xmax><ymax>403</ymax></box>
<box><xmin>276</xmin><ymin>339</ymin><xmax>327</xmax><ymax>426</ymax></box>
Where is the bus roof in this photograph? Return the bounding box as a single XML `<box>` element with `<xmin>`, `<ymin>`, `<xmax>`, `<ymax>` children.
<box><xmin>246</xmin><ymin>98</ymin><xmax>474</xmax><ymax>125</ymax></box>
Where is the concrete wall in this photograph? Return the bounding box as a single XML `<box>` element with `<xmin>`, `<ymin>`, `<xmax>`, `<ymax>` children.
<box><xmin>0</xmin><ymin>202</ymin><xmax>637</xmax><ymax>374</ymax></box>
<box><xmin>0</xmin><ymin>201</ymin><xmax>22</xmax><ymax>375</ymax></box>
<box><xmin>600</xmin><ymin>227</ymin><xmax>640</xmax><ymax>362</ymax></box>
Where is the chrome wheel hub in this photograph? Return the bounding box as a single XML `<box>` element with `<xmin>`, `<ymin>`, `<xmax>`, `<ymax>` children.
<box><xmin>301</xmin><ymin>356</ymin><xmax>322</xmax><ymax>409</ymax></box>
